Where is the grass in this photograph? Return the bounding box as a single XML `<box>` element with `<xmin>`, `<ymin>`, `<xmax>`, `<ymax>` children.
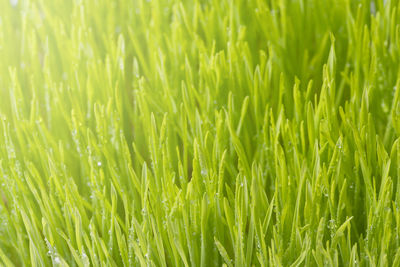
<box><xmin>0</xmin><ymin>0</ymin><xmax>400</xmax><ymax>266</ymax></box>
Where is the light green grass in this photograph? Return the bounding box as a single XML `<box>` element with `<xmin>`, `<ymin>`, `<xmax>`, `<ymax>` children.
<box><xmin>1</xmin><ymin>0</ymin><xmax>400</xmax><ymax>266</ymax></box>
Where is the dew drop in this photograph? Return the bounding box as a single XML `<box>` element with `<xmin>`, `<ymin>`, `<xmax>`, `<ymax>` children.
<box><xmin>54</xmin><ymin>257</ymin><xmax>61</xmax><ymax>264</ymax></box>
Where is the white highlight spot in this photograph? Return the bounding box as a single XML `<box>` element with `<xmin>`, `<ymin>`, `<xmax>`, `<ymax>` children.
<box><xmin>54</xmin><ymin>257</ymin><xmax>61</xmax><ymax>264</ymax></box>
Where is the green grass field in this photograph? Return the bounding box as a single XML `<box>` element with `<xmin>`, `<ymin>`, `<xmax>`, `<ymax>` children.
<box><xmin>1</xmin><ymin>0</ymin><xmax>400</xmax><ymax>266</ymax></box>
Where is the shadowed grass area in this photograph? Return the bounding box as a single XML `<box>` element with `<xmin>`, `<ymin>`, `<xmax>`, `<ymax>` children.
<box><xmin>1</xmin><ymin>0</ymin><xmax>400</xmax><ymax>266</ymax></box>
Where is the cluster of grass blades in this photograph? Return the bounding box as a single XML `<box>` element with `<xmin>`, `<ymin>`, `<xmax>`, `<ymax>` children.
<box><xmin>1</xmin><ymin>0</ymin><xmax>400</xmax><ymax>266</ymax></box>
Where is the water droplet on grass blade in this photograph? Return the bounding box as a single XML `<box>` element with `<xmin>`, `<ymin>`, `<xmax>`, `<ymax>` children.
<box><xmin>54</xmin><ymin>257</ymin><xmax>61</xmax><ymax>264</ymax></box>
<box><xmin>81</xmin><ymin>251</ymin><xmax>89</xmax><ymax>266</ymax></box>
<box><xmin>349</xmin><ymin>183</ymin><xmax>354</xmax><ymax>190</ymax></box>
<box><xmin>328</xmin><ymin>219</ymin><xmax>336</xmax><ymax>229</ymax></box>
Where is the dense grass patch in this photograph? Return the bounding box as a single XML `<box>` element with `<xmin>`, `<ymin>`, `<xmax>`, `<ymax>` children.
<box><xmin>1</xmin><ymin>0</ymin><xmax>400</xmax><ymax>266</ymax></box>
